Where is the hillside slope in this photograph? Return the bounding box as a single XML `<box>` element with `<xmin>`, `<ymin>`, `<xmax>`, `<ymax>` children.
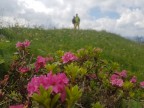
<box><xmin>0</xmin><ymin>28</ymin><xmax>144</xmax><ymax>79</ymax></box>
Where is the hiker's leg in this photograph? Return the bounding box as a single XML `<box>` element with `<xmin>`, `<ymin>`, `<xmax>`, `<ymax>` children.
<box><xmin>76</xmin><ymin>23</ymin><xmax>78</xmax><ymax>29</ymax></box>
<box><xmin>74</xmin><ymin>23</ymin><xmax>76</xmax><ymax>29</ymax></box>
<box><xmin>78</xmin><ymin>23</ymin><xmax>80</xmax><ymax>29</ymax></box>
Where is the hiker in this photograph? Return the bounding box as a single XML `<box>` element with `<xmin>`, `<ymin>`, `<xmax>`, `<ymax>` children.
<box><xmin>75</xmin><ymin>14</ymin><xmax>80</xmax><ymax>29</ymax></box>
<box><xmin>72</xmin><ymin>16</ymin><xmax>76</xmax><ymax>29</ymax></box>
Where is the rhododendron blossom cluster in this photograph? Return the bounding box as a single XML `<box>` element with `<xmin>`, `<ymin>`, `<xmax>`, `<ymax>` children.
<box><xmin>16</xmin><ymin>40</ymin><xmax>30</xmax><ymax>49</ymax></box>
<box><xmin>110</xmin><ymin>77</ymin><xmax>124</xmax><ymax>87</ymax></box>
<box><xmin>35</xmin><ymin>56</ymin><xmax>48</xmax><ymax>72</ymax></box>
<box><xmin>27</xmin><ymin>72</ymin><xmax>69</xmax><ymax>101</ymax></box>
<box><xmin>119</xmin><ymin>70</ymin><xmax>127</xmax><ymax>78</ymax></box>
<box><xmin>130</xmin><ymin>76</ymin><xmax>137</xmax><ymax>83</ymax></box>
<box><xmin>62</xmin><ymin>52</ymin><xmax>78</xmax><ymax>63</ymax></box>
<box><xmin>110</xmin><ymin>70</ymin><xmax>127</xmax><ymax>87</ymax></box>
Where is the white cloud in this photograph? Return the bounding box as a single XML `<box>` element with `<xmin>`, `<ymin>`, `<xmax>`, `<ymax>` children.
<box><xmin>0</xmin><ymin>0</ymin><xmax>144</xmax><ymax>37</ymax></box>
<box><xmin>18</xmin><ymin>0</ymin><xmax>54</xmax><ymax>14</ymax></box>
<box><xmin>115</xmin><ymin>8</ymin><xmax>144</xmax><ymax>36</ymax></box>
<box><xmin>117</xmin><ymin>9</ymin><xmax>144</xmax><ymax>26</ymax></box>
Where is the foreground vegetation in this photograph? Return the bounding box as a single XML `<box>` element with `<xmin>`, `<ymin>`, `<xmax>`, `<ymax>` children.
<box><xmin>0</xmin><ymin>27</ymin><xmax>144</xmax><ymax>80</ymax></box>
<box><xmin>0</xmin><ymin>40</ymin><xmax>144</xmax><ymax>108</ymax></box>
<box><xmin>0</xmin><ymin>27</ymin><xmax>144</xmax><ymax>107</ymax></box>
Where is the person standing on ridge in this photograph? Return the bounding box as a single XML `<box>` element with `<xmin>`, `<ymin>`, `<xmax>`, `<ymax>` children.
<box><xmin>75</xmin><ymin>14</ymin><xmax>80</xmax><ymax>29</ymax></box>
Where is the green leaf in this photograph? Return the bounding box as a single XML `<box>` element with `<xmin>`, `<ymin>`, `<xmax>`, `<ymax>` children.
<box><xmin>43</xmin><ymin>98</ymin><xmax>50</xmax><ymax>108</ymax></box>
<box><xmin>39</xmin><ymin>85</ymin><xmax>45</xmax><ymax>95</ymax></box>
<box><xmin>45</xmin><ymin>63</ymin><xmax>57</xmax><ymax>72</ymax></box>
<box><xmin>66</xmin><ymin>85</ymin><xmax>82</xmax><ymax>108</ymax></box>
<box><xmin>32</xmin><ymin>86</ymin><xmax>53</xmax><ymax>108</ymax></box>
<box><xmin>92</xmin><ymin>102</ymin><xmax>104</xmax><ymax>108</ymax></box>
<box><xmin>66</xmin><ymin>87</ymin><xmax>71</xmax><ymax>99</ymax></box>
<box><xmin>46</xmin><ymin>87</ymin><xmax>53</xmax><ymax>97</ymax></box>
<box><xmin>32</xmin><ymin>93</ymin><xmax>41</xmax><ymax>102</ymax></box>
<box><xmin>51</xmin><ymin>93</ymin><xmax>60</xmax><ymax>108</ymax></box>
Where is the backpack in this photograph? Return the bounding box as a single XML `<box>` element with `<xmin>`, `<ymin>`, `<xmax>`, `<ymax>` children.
<box><xmin>72</xmin><ymin>17</ymin><xmax>75</xmax><ymax>24</ymax></box>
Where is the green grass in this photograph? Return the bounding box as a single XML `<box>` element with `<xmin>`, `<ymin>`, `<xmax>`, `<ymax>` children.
<box><xmin>0</xmin><ymin>27</ymin><xmax>144</xmax><ymax>80</ymax></box>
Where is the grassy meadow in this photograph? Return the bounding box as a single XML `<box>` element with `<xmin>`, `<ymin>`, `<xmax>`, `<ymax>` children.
<box><xmin>0</xmin><ymin>27</ymin><xmax>144</xmax><ymax>80</ymax></box>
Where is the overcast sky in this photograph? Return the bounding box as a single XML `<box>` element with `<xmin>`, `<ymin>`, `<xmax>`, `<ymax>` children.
<box><xmin>0</xmin><ymin>0</ymin><xmax>144</xmax><ymax>37</ymax></box>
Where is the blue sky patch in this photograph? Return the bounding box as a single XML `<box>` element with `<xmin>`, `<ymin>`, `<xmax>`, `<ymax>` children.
<box><xmin>89</xmin><ymin>7</ymin><xmax>120</xmax><ymax>19</ymax></box>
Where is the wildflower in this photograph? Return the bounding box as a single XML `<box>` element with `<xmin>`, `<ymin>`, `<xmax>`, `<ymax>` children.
<box><xmin>119</xmin><ymin>70</ymin><xmax>127</xmax><ymax>78</ymax></box>
<box><xmin>140</xmin><ymin>81</ymin><xmax>144</xmax><ymax>88</ymax></box>
<box><xmin>9</xmin><ymin>104</ymin><xmax>23</xmax><ymax>108</ymax></box>
<box><xmin>27</xmin><ymin>72</ymin><xmax>69</xmax><ymax>101</ymax></box>
<box><xmin>111</xmin><ymin>79</ymin><xmax>124</xmax><ymax>87</ymax></box>
<box><xmin>23</xmin><ymin>40</ymin><xmax>31</xmax><ymax>47</ymax></box>
<box><xmin>35</xmin><ymin>56</ymin><xmax>47</xmax><ymax>72</ymax></box>
<box><xmin>62</xmin><ymin>52</ymin><xmax>78</xmax><ymax>63</ymax></box>
<box><xmin>19</xmin><ymin>67</ymin><xmax>29</xmax><ymax>73</ymax></box>
<box><xmin>110</xmin><ymin>74</ymin><xmax>119</xmax><ymax>80</ymax></box>
<box><xmin>110</xmin><ymin>73</ymin><xmax>123</xmax><ymax>87</ymax></box>
<box><xmin>16</xmin><ymin>40</ymin><xmax>30</xmax><ymax>49</ymax></box>
<box><xmin>130</xmin><ymin>76</ymin><xmax>137</xmax><ymax>83</ymax></box>
<box><xmin>27</xmin><ymin>76</ymin><xmax>40</xmax><ymax>95</ymax></box>
<box><xmin>16</xmin><ymin>42</ymin><xmax>24</xmax><ymax>48</ymax></box>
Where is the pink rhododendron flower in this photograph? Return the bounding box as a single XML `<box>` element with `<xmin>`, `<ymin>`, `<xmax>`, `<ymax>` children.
<box><xmin>110</xmin><ymin>74</ymin><xmax>119</xmax><ymax>80</ymax></box>
<box><xmin>130</xmin><ymin>76</ymin><xmax>137</xmax><ymax>83</ymax></box>
<box><xmin>16</xmin><ymin>42</ymin><xmax>24</xmax><ymax>48</ymax></box>
<box><xmin>62</xmin><ymin>52</ymin><xmax>78</xmax><ymax>63</ymax></box>
<box><xmin>111</xmin><ymin>79</ymin><xmax>124</xmax><ymax>87</ymax></box>
<box><xmin>140</xmin><ymin>81</ymin><xmax>144</xmax><ymax>88</ymax></box>
<box><xmin>16</xmin><ymin>40</ymin><xmax>30</xmax><ymax>49</ymax></box>
<box><xmin>19</xmin><ymin>67</ymin><xmax>29</xmax><ymax>73</ymax></box>
<box><xmin>9</xmin><ymin>104</ymin><xmax>23</xmax><ymax>108</ymax></box>
<box><xmin>27</xmin><ymin>72</ymin><xmax>69</xmax><ymax>101</ymax></box>
<box><xmin>119</xmin><ymin>70</ymin><xmax>127</xmax><ymax>78</ymax></box>
<box><xmin>27</xmin><ymin>76</ymin><xmax>40</xmax><ymax>95</ymax></box>
<box><xmin>57</xmin><ymin>73</ymin><xmax>69</xmax><ymax>84</ymax></box>
<box><xmin>23</xmin><ymin>40</ymin><xmax>31</xmax><ymax>47</ymax></box>
<box><xmin>110</xmin><ymin>73</ymin><xmax>124</xmax><ymax>87</ymax></box>
<box><xmin>35</xmin><ymin>56</ymin><xmax>47</xmax><ymax>72</ymax></box>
